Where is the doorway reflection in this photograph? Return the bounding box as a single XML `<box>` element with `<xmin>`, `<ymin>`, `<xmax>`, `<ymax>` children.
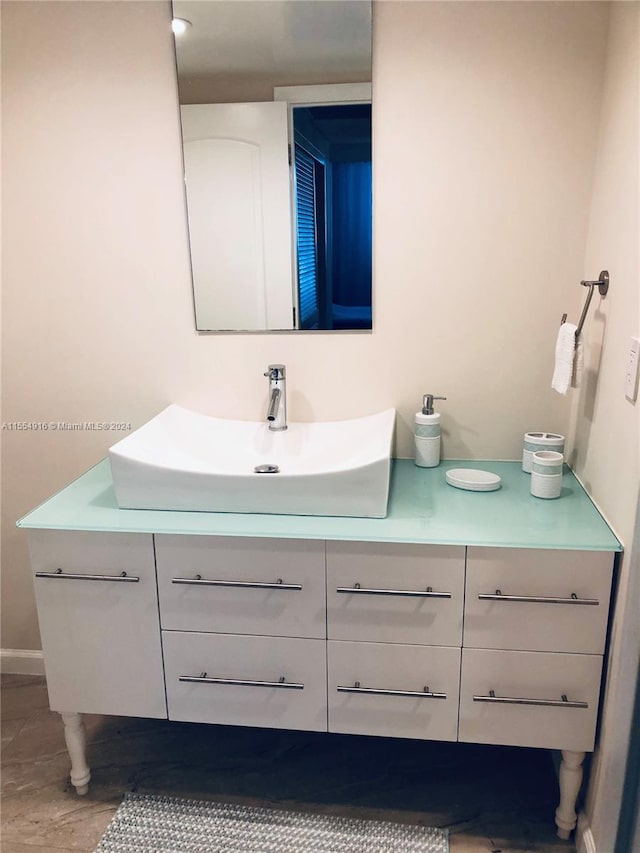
<box><xmin>293</xmin><ymin>104</ymin><xmax>372</xmax><ymax>330</ymax></box>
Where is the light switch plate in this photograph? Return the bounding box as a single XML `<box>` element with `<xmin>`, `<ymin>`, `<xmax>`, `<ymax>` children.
<box><xmin>625</xmin><ymin>336</ymin><xmax>640</xmax><ymax>402</ymax></box>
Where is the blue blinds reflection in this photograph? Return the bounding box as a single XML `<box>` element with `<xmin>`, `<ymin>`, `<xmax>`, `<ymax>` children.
<box><xmin>293</xmin><ymin>103</ymin><xmax>372</xmax><ymax>330</ymax></box>
<box><xmin>294</xmin><ymin>145</ymin><xmax>320</xmax><ymax>330</ymax></box>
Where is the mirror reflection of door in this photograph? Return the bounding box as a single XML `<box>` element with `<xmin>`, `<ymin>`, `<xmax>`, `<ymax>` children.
<box><xmin>171</xmin><ymin>0</ymin><xmax>372</xmax><ymax>333</ymax></box>
<box><xmin>180</xmin><ymin>103</ymin><xmax>294</xmax><ymax>331</ymax></box>
<box><xmin>293</xmin><ymin>104</ymin><xmax>372</xmax><ymax>330</ymax></box>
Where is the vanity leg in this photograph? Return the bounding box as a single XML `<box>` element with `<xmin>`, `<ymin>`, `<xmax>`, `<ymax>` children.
<box><xmin>555</xmin><ymin>749</ymin><xmax>585</xmax><ymax>840</ymax></box>
<box><xmin>60</xmin><ymin>712</ymin><xmax>91</xmax><ymax>795</ymax></box>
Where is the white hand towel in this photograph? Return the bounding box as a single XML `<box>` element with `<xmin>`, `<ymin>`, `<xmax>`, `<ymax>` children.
<box><xmin>571</xmin><ymin>339</ymin><xmax>583</xmax><ymax>389</ymax></box>
<box><xmin>552</xmin><ymin>322</ymin><xmax>578</xmax><ymax>395</ymax></box>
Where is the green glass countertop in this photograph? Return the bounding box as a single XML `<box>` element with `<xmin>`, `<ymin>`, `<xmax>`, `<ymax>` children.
<box><xmin>17</xmin><ymin>459</ymin><xmax>621</xmax><ymax>552</ymax></box>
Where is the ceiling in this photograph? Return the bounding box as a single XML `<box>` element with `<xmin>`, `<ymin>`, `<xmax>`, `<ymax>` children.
<box><xmin>172</xmin><ymin>0</ymin><xmax>371</xmax><ymax>80</ymax></box>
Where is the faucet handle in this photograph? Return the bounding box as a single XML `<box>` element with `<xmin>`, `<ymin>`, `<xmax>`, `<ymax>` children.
<box><xmin>265</xmin><ymin>364</ymin><xmax>286</xmax><ymax>380</ymax></box>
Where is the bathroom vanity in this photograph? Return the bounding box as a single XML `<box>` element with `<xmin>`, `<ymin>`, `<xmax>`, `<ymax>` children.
<box><xmin>19</xmin><ymin>459</ymin><xmax>621</xmax><ymax>840</ymax></box>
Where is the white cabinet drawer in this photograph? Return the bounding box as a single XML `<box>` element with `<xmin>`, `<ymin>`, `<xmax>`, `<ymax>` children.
<box><xmin>155</xmin><ymin>535</ymin><xmax>326</xmax><ymax>638</ymax></box>
<box><xmin>464</xmin><ymin>547</ymin><xmax>613</xmax><ymax>653</ymax></box>
<box><xmin>163</xmin><ymin>631</ymin><xmax>327</xmax><ymax>731</ymax></box>
<box><xmin>328</xmin><ymin>640</ymin><xmax>460</xmax><ymax>741</ymax></box>
<box><xmin>28</xmin><ymin>530</ymin><xmax>166</xmax><ymax>719</ymax></box>
<box><xmin>458</xmin><ymin>648</ymin><xmax>602</xmax><ymax>752</ymax></box>
<box><xmin>327</xmin><ymin>542</ymin><xmax>464</xmax><ymax>646</ymax></box>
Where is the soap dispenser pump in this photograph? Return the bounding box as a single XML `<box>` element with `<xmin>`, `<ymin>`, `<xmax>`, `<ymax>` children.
<box><xmin>414</xmin><ymin>394</ymin><xmax>447</xmax><ymax>468</ymax></box>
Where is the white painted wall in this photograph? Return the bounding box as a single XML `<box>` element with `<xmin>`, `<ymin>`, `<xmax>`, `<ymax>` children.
<box><xmin>567</xmin><ymin>4</ymin><xmax>640</xmax><ymax>850</ymax></box>
<box><xmin>1</xmin><ymin>1</ymin><xmax>609</xmax><ymax>648</ymax></box>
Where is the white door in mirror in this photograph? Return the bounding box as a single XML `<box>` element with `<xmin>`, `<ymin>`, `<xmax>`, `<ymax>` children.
<box><xmin>181</xmin><ymin>103</ymin><xmax>293</xmax><ymax>331</ymax></box>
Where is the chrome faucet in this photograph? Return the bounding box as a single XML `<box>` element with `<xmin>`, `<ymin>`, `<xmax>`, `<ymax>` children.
<box><xmin>264</xmin><ymin>364</ymin><xmax>287</xmax><ymax>431</ymax></box>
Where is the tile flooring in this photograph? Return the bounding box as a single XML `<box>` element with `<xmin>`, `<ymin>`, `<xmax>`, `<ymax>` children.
<box><xmin>1</xmin><ymin>674</ymin><xmax>575</xmax><ymax>853</ymax></box>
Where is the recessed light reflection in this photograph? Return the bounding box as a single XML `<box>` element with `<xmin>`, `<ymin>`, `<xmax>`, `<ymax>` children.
<box><xmin>172</xmin><ymin>18</ymin><xmax>192</xmax><ymax>36</ymax></box>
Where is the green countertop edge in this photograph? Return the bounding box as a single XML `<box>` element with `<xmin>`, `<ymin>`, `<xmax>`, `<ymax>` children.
<box><xmin>16</xmin><ymin>458</ymin><xmax>622</xmax><ymax>552</ymax></box>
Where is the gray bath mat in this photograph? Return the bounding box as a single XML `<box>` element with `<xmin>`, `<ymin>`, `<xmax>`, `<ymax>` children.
<box><xmin>94</xmin><ymin>792</ymin><xmax>449</xmax><ymax>852</ymax></box>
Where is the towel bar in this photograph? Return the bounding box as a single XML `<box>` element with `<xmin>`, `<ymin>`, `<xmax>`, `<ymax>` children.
<box><xmin>560</xmin><ymin>270</ymin><xmax>609</xmax><ymax>340</ymax></box>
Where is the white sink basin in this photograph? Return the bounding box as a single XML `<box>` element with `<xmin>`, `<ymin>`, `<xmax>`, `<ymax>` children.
<box><xmin>109</xmin><ymin>405</ymin><xmax>396</xmax><ymax>518</ymax></box>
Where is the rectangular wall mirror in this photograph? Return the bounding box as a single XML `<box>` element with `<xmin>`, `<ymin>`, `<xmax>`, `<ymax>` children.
<box><xmin>172</xmin><ymin>0</ymin><xmax>372</xmax><ymax>332</ymax></box>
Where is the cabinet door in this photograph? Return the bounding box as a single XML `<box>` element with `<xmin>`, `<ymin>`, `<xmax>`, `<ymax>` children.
<box><xmin>458</xmin><ymin>648</ymin><xmax>602</xmax><ymax>752</ymax></box>
<box><xmin>163</xmin><ymin>631</ymin><xmax>327</xmax><ymax>732</ymax></box>
<box><xmin>328</xmin><ymin>640</ymin><xmax>460</xmax><ymax>741</ymax></box>
<box><xmin>327</xmin><ymin>542</ymin><xmax>464</xmax><ymax>646</ymax></box>
<box><xmin>28</xmin><ymin>530</ymin><xmax>166</xmax><ymax>718</ymax></box>
<box><xmin>464</xmin><ymin>548</ymin><xmax>613</xmax><ymax>653</ymax></box>
<box><xmin>155</xmin><ymin>535</ymin><xmax>326</xmax><ymax>638</ymax></box>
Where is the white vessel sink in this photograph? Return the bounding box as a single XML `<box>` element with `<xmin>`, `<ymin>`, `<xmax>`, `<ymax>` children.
<box><xmin>109</xmin><ymin>405</ymin><xmax>396</xmax><ymax>518</ymax></box>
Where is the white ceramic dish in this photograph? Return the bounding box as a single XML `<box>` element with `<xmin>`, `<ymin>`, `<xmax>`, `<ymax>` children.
<box><xmin>445</xmin><ymin>468</ymin><xmax>502</xmax><ymax>492</ymax></box>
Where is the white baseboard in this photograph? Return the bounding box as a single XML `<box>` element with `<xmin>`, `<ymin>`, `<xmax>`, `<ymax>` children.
<box><xmin>576</xmin><ymin>812</ymin><xmax>597</xmax><ymax>853</ymax></box>
<box><xmin>1</xmin><ymin>649</ymin><xmax>45</xmax><ymax>676</ymax></box>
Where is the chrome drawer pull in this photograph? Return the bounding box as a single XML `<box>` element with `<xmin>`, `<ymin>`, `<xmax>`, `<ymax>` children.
<box><xmin>478</xmin><ymin>590</ymin><xmax>599</xmax><ymax>606</ymax></box>
<box><xmin>172</xmin><ymin>576</ymin><xmax>302</xmax><ymax>591</ymax></box>
<box><xmin>337</xmin><ymin>681</ymin><xmax>447</xmax><ymax>700</ymax></box>
<box><xmin>473</xmin><ymin>690</ymin><xmax>588</xmax><ymax>709</ymax></box>
<box><xmin>178</xmin><ymin>673</ymin><xmax>303</xmax><ymax>690</ymax></box>
<box><xmin>35</xmin><ymin>569</ymin><xmax>139</xmax><ymax>583</ymax></box>
<box><xmin>336</xmin><ymin>583</ymin><xmax>451</xmax><ymax>599</ymax></box>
